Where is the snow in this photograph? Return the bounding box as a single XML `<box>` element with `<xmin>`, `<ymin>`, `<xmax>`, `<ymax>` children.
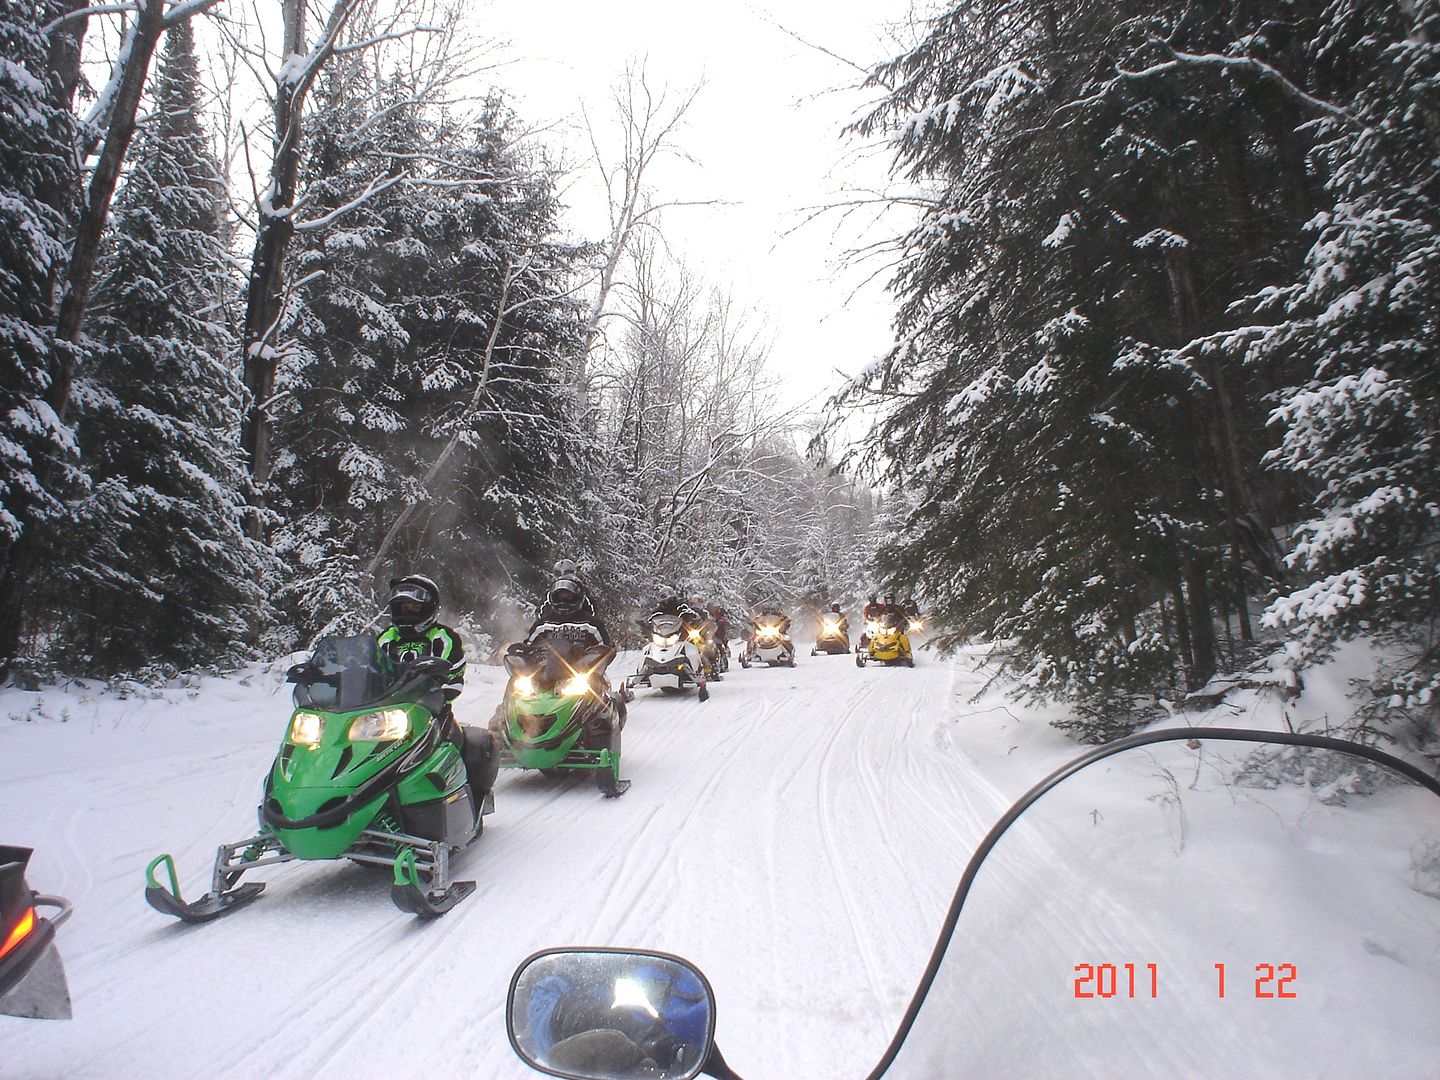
<box><xmin>1041</xmin><ymin>213</ymin><xmax>1074</xmax><ymax>249</ymax></box>
<box><xmin>2</xmin><ymin>644</ymin><xmax>1437</xmax><ymax>1077</ymax></box>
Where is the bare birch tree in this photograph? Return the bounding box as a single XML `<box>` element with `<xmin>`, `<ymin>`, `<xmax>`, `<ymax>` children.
<box><xmin>574</xmin><ymin>60</ymin><xmax>719</xmax><ymax>415</ymax></box>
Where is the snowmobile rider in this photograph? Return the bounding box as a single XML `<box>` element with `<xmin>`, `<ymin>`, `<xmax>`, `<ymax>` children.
<box><xmin>860</xmin><ymin>593</ymin><xmax>882</xmax><ymax>648</ymax></box>
<box><xmin>901</xmin><ymin>596</ymin><xmax>922</xmax><ymax>630</ymax></box>
<box><xmin>645</xmin><ymin>591</ymin><xmax>706</xmax><ymax>634</ymax></box>
<box><xmin>880</xmin><ymin>592</ymin><xmax>914</xmax><ymax>659</ymax></box>
<box><xmin>821</xmin><ymin>601</ymin><xmax>849</xmax><ymax>637</ymax></box>
<box><xmin>510</xmin><ymin>561</ymin><xmax>614</xmax><ymax>694</ymax></box>
<box><xmin>378</xmin><ymin>575</ymin><xmax>498</xmax><ymax>801</ymax></box>
<box><xmin>525</xmin><ymin>963</ymin><xmax>710</xmax><ymax>1075</ymax></box>
<box><xmin>708</xmin><ymin>603</ymin><xmax>731</xmax><ymax>648</ymax></box>
<box><xmin>523</xmin><ymin>560</ymin><xmax>612</xmax><ymax>648</ymax></box>
<box><xmin>749</xmin><ymin>602</ymin><xmax>792</xmax><ymax>645</ymax></box>
<box><xmin>379</xmin><ymin>575</ymin><xmax>465</xmax><ymax>726</ymax></box>
<box><xmin>683</xmin><ymin>592</ymin><xmax>726</xmax><ymax>677</ymax></box>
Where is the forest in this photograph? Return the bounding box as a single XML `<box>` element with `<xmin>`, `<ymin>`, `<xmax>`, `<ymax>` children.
<box><xmin>0</xmin><ymin>0</ymin><xmax>883</xmax><ymax>678</ymax></box>
<box><xmin>1</xmin><ymin>0</ymin><xmax>1436</xmax><ymax>748</ymax></box>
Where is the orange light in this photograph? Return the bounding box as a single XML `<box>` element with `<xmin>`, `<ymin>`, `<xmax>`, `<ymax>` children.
<box><xmin>0</xmin><ymin>906</ymin><xmax>35</xmax><ymax>961</ymax></box>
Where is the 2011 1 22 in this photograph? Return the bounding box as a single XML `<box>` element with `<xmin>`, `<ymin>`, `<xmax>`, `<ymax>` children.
<box><xmin>1072</xmin><ymin>962</ymin><xmax>1298</xmax><ymax>999</ymax></box>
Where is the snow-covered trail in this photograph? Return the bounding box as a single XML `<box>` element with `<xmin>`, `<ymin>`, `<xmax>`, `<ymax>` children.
<box><xmin>5</xmin><ymin>643</ymin><xmax>1439</xmax><ymax>1079</ymax></box>
<box><xmin>2</xmin><ymin>645</ymin><xmax>1009</xmax><ymax>1079</ymax></box>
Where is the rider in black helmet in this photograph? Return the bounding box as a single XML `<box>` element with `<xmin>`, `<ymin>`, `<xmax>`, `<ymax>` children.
<box><xmin>379</xmin><ymin>574</ymin><xmax>497</xmax><ymax>798</ymax></box>
<box><xmin>525</xmin><ymin>559</ymin><xmax>611</xmax><ymax>647</ymax></box>
<box><xmin>379</xmin><ymin>574</ymin><xmax>465</xmax><ymax>704</ymax></box>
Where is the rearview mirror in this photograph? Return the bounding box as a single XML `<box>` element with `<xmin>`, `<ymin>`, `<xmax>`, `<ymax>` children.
<box><xmin>507</xmin><ymin>948</ymin><xmax>716</xmax><ymax>1080</ymax></box>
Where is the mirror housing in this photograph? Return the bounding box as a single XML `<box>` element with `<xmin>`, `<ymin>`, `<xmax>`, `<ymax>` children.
<box><xmin>502</xmin><ymin>651</ymin><xmax>534</xmax><ymax>676</ymax></box>
<box><xmin>507</xmin><ymin>948</ymin><xmax>717</xmax><ymax>1080</ymax></box>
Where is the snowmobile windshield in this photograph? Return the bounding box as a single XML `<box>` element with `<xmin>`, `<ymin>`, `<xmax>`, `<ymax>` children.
<box><xmin>871</xmin><ymin>731</ymin><xmax>1440</xmax><ymax>1080</ymax></box>
<box><xmin>650</xmin><ymin>615</ymin><xmax>684</xmax><ymax>638</ymax></box>
<box><xmin>291</xmin><ymin>634</ymin><xmax>391</xmax><ymax>711</ymax></box>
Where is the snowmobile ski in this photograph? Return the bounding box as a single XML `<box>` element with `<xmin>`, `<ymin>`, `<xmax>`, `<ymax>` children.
<box><xmin>389</xmin><ymin>848</ymin><xmax>476</xmax><ymax>918</ymax></box>
<box><xmin>144</xmin><ymin>853</ymin><xmax>267</xmax><ymax>923</ymax></box>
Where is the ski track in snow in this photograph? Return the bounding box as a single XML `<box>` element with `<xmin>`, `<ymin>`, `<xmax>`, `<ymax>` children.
<box><xmin>4</xmin><ymin>645</ymin><xmax>1440</xmax><ymax>1079</ymax></box>
<box><xmin>1</xmin><ymin>648</ymin><xmax>996</xmax><ymax>1079</ymax></box>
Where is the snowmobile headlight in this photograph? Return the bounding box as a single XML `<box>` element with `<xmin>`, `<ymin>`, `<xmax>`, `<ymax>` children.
<box><xmin>513</xmin><ymin>675</ymin><xmax>537</xmax><ymax>698</ymax></box>
<box><xmin>653</xmin><ymin>633</ymin><xmax>680</xmax><ymax>648</ymax></box>
<box><xmin>347</xmin><ymin>708</ymin><xmax>409</xmax><ymax>742</ymax></box>
<box><xmin>288</xmin><ymin>711</ymin><xmax>325</xmax><ymax>746</ymax></box>
<box><xmin>562</xmin><ymin>673</ymin><xmax>591</xmax><ymax>697</ymax></box>
<box><xmin>909</xmin><ymin>619</ymin><xmax>923</xmax><ymax>632</ymax></box>
<box><xmin>823</xmin><ymin>618</ymin><xmax>840</xmax><ymax>631</ymax></box>
<box><xmin>866</xmin><ymin>620</ymin><xmax>883</xmax><ymax>634</ymax></box>
<box><xmin>758</xmin><ymin>626</ymin><xmax>780</xmax><ymax>640</ymax></box>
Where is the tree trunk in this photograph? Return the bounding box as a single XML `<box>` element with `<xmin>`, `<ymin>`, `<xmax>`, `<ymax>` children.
<box><xmin>1183</xmin><ymin>558</ymin><xmax>1218</xmax><ymax>689</ymax></box>
<box><xmin>239</xmin><ymin>0</ymin><xmax>359</xmax><ymax>537</ymax></box>
<box><xmin>239</xmin><ymin>0</ymin><xmax>308</xmax><ymax>535</ymax></box>
<box><xmin>51</xmin><ymin>0</ymin><xmax>167</xmax><ymax>413</ymax></box>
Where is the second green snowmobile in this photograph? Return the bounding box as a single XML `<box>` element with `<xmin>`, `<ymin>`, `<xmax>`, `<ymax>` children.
<box><xmin>496</xmin><ymin>629</ymin><xmax>629</xmax><ymax>797</ymax></box>
<box><xmin>144</xmin><ymin>634</ymin><xmax>498</xmax><ymax>921</ymax></box>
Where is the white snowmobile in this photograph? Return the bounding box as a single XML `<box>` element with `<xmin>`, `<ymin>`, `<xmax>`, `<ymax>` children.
<box><xmin>625</xmin><ymin>614</ymin><xmax>709</xmax><ymax>702</ymax></box>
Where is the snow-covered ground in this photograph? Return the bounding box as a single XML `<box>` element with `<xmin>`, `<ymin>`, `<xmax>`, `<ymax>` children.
<box><xmin>3</xmin><ymin>641</ymin><xmax>1438</xmax><ymax>1079</ymax></box>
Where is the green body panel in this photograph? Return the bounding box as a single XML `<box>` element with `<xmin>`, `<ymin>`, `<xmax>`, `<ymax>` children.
<box><xmin>500</xmin><ymin>691</ymin><xmax>601</xmax><ymax>771</ymax></box>
<box><xmin>395</xmin><ymin>741</ymin><xmax>467</xmax><ymax>804</ymax></box>
<box><xmin>273</xmin><ymin>793</ymin><xmax>388</xmax><ymax>859</ymax></box>
<box><xmin>267</xmin><ymin>701</ymin><xmax>462</xmax><ymax>860</ymax></box>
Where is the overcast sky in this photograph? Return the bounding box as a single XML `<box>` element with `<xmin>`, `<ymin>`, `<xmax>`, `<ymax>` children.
<box><xmin>480</xmin><ymin>0</ymin><xmax>928</xmax><ymax>416</ymax></box>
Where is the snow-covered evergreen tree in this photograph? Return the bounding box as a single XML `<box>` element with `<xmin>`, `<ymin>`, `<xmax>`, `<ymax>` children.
<box><xmin>269</xmin><ymin>77</ymin><xmax>588</xmax><ymax>640</ymax></box>
<box><xmin>1258</xmin><ymin>0</ymin><xmax>1440</xmax><ymax>737</ymax></box>
<box><xmin>0</xmin><ymin>2</ymin><xmax>81</xmax><ymax>663</ymax></box>
<box><xmin>62</xmin><ymin>18</ymin><xmax>267</xmax><ymax>672</ymax></box>
<box><xmin>844</xmin><ymin>1</ymin><xmax>1328</xmax><ymax>733</ymax></box>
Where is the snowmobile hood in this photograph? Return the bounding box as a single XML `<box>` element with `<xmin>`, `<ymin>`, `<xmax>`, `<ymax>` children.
<box><xmin>263</xmin><ymin>702</ymin><xmax>431</xmax><ymax>859</ymax></box>
<box><xmin>503</xmin><ymin>691</ymin><xmax>588</xmax><ymax>762</ymax></box>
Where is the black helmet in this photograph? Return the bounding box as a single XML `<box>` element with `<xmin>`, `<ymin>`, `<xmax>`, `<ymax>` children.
<box><xmin>389</xmin><ymin>574</ymin><xmax>440</xmax><ymax>634</ymax></box>
<box><xmin>830</xmin><ymin>602</ymin><xmax>841</xmax><ymax>612</ymax></box>
<box><xmin>547</xmin><ymin>576</ymin><xmax>584</xmax><ymax>616</ymax></box>
<box><xmin>883</xmin><ymin>592</ymin><xmax>896</xmax><ymax>605</ymax></box>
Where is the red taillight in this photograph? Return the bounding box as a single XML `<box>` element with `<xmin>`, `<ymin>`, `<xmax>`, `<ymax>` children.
<box><xmin>0</xmin><ymin>907</ymin><xmax>35</xmax><ymax>961</ymax></box>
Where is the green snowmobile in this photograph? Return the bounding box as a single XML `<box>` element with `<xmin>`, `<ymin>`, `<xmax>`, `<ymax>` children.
<box><xmin>144</xmin><ymin>634</ymin><xmax>498</xmax><ymax>921</ymax></box>
<box><xmin>496</xmin><ymin>630</ymin><xmax>629</xmax><ymax>797</ymax></box>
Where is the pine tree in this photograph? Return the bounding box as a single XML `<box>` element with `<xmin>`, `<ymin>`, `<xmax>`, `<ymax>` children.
<box><xmin>60</xmin><ymin>18</ymin><xmax>267</xmax><ymax>672</ymax></box>
<box><xmin>844</xmin><ymin>1</ymin><xmax>1328</xmax><ymax>733</ymax></box>
<box><xmin>0</xmin><ymin>2</ymin><xmax>81</xmax><ymax>664</ymax></box>
<box><xmin>270</xmin><ymin>82</ymin><xmax>589</xmax><ymax>639</ymax></box>
<box><xmin>1258</xmin><ymin>0</ymin><xmax>1440</xmax><ymax>736</ymax></box>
